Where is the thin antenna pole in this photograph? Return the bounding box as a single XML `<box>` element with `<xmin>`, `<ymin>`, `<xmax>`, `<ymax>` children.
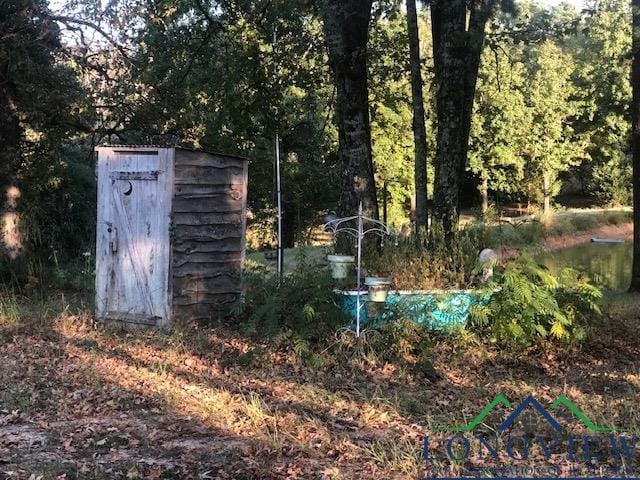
<box><xmin>273</xmin><ymin>27</ymin><xmax>284</xmax><ymax>277</ymax></box>
<box><xmin>275</xmin><ymin>133</ymin><xmax>283</xmax><ymax>276</ymax></box>
<box><xmin>356</xmin><ymin>201</ymin><xmax>363</xmax><ymax>338</ymax></box>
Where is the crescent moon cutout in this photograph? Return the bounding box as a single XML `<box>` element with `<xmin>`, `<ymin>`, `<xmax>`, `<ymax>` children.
<box><xmin>123</xmin><ymin>181</ymin><xmax>133</xmax><ymax>196</ymax></box>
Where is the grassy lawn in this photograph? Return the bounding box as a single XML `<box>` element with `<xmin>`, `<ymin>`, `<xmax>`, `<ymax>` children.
<box><xmin>246</xmin><ymin>246</ymin><xmax>327</xmax><ymax>274</ymax></box>
<box><xmin>1</xmin><ymin>291</ymin><xmax>639</xmax><ymax>479</ymax></box>
<box><xmin>484</xmin><ymin>208</ymin><xmax>633</xmax><ymax>249</ymax></box>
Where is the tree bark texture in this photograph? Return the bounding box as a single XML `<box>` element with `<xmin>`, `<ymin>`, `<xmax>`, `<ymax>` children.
<box><xmin>0</xmin><ymin>78</ymin><xmax>20</xmax><ymax>186</ymax></box>
<box><xmin>321</xmin><ymin>0</ymin><xmax>378</xmax><ymax>234</ymax></box>
<box><xmin>406</xmin><ymin>0</ymin><xmax>429</xmax><ymax>239</ymax></box>
<box><xmin>630</xmin><ymin>0</ymin><xmax>640</xmax><ymax>291</ymax></box>
<box><xmin>430</xmin><ymin>0</ymin><xmax>494</xmax><ymax>242</ymax></box>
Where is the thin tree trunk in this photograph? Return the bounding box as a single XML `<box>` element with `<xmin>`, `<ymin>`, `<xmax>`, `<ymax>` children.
<box><xmin>480</xmin><ymin>176</ymin><xmax>489</xmax><ymax>214</ymax></box>
<box><xmin>542</xmin><ymin>171</ymin><xmax>551</xmax><ymax>215</ymax></box>
<box><xmin>321</xmin><ymin>0</ymin><xmax>378</xmax><ymax>252</ymax></box>
<box><xmin>430</xmin><ymin>0</ymin><xmax>494</xmax><ymax>244</ymax></box>
<box><xmin>630</xmin><ymin>0</ymin><xmax>640</xmax><ymax>291</ymax></box>
<box><xmin>0</xmin><ymin>78</ymin><xmax>20</xmax><ymax>187</ymax></box>
<box><xmin>406</xmin><ymin>0</ymin><xmax>428</xmax><ymax>240</ymax></box>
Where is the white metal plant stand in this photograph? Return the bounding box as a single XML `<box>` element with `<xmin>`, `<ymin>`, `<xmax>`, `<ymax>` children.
<box><xmin>323</xmin><ymin>202</ymin><xmax>390</xmax><ymax>337</ymax></box>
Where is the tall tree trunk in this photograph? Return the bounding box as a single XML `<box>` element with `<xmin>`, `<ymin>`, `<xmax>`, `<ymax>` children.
<box><xmin>321</xmin><ymin>0</ymin><xmax>378</xmax><ymax>253</ymax></box>
<box><xmin>630</xmin><ymin>0</ymin><xmax>640</xmax><ymax>291</ymax></box>
<box><xmin>406</xmin><ymin>0</ymin><xmax>428</xmax><ymax>240</ymax></box>
<box><xmin>430</xmin><ymin>0</ymin><xmax>466</xmax><ymax>240</ymax></box>
<box><xmin>462</xmin><ymin>1</ymin><xmax>493</xmax><ymax>174</ymax></box>
<box><xmin>0</xmin><ymin>76</ymin><xmax>20</xmax><ymax>186</ymax></box>
<box><xmin>430</xmin><ymin>0</ymin><xmax>494</xmax><ymax>244</ymax></box>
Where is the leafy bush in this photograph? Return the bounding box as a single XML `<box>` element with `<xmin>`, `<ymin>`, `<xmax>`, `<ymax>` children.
<box><xmin>19</xmin><ymin>143</ymin><xmax>96</xmax><ymax>261</ymax></box>
<box><xmin>233</xmin><ymin>262</ymin><xmax>348</xmax><ymax>342</ymax></box>
<box><xmin>548</xmin><ymin>216</ymin><xmax>577</xmax><ymax>237</ymax></box>
<box><xmin>364</xmin><ymin>316</ymin><xmax>435</xmax><ymax>370</ymax></box>
<box><xmin>603</xmin><ymin>210</ymin><xmax>632</xmax><ymax>225</ymax></box>
<box><xmin>518</xmin><ymin>220</ymin><xmax>545</xmax><ymax>244</ymax></box>
<box><xmin>570</xmin><ymin>213</ymin><xmax>598</xmax><ymax>232</ymax></box>
<box><xmin>486</xmin><ymin>223</ymin><xmax>524</xmax><ymax>248</ymax></box>
<box><xmin>0</xmin><ymin>142</ymin><xmax>97</xmax><ymax>288</ymax></box>
<box><xmin>471</xmin><ymin>255</ymin><xmax>602</xmax><ymax>347</ymax></box>
<box><xmin>363</xmin><ymin>223</ymin><xmax>482</xmax><ymax>289</ymax></box>
<box><xmin>486</xmin><ymin>220</ymin><xmax>544</xmax><ymax>248</ymax></box>
<box><xmin>0</xmin><ymin>246</ymin><xmax>94</xmax><ymax>293</ymax></box>
<box><xmin>590</xmin><ymin>161</ymin><xmax>632</xmax><ymax>207</ymax></box>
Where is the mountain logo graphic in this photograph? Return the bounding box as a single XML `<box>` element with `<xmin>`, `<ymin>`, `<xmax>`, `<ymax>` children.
<box><xmin>434</xmin><ymin>394</ymin><xmax>625</xmax><ymax>433</ymax></box>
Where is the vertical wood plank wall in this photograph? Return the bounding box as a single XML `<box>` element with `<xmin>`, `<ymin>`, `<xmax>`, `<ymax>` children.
<box><xmin>171</xmin><ymin>148</ymin><xmax>248</xmax><ymax>321</ymax></box>
<box><xmin>95</xmin><ymin>146</ymin><xmax>173</xmax><ymax>327</ymax></box>
<box><xmin>95</xmin><ymin>147</ymin><xmax>111</xmax><ymax>320</ymax></box>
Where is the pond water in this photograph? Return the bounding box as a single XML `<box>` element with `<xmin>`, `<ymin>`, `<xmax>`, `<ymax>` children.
<box><xmin>538</xmin><ymin>241</ymin><xmax>632</xmax><ymax>291</ymax></box>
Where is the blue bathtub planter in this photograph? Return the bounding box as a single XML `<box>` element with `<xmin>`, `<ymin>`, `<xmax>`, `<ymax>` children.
<box><xmin>338</xmin><ymin>289</ymin><xmax>488</xmax><ymax>331</ymax></box>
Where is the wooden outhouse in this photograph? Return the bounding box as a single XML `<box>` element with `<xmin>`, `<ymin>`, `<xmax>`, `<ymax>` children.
<box><xmin>95</xmin><ymin>145</ymin><xmax>248</xmax><ymax>327</ymax></box>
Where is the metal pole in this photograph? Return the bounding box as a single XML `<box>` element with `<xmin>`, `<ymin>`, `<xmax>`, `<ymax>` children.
<box><xmin>273</xmin><ymin>28</ymin><xmax>284</xmax><ymax>277</ymax></box>
<box><xmin>383</xmin><ymin>181</ymin><xmax>388</xmax><ymax>227</ymax></box>
<box><xmin>382</xmin><ymin>182</ymin><xmax>388</xmax><ymax>249</ymax></box>
<box><xmin>275</xmin><ymin>134</ymin><xmax>284</xmax><ymax>276</ymax></box>
<box><xmin>356</xmin><ymin>202</ymin><xmax>363</xmax><ymax>338</ymax></box>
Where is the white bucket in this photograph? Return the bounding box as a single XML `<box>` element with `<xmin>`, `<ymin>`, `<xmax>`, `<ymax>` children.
<box><xmin>365</xmin><ymin>277</ymin><xmax>392</xmax><ymax>302</ymax></box>
<box><xmin>327</xmin><ymin>254</ymin><xmax>355</xmax><ymax>280</ymax></box>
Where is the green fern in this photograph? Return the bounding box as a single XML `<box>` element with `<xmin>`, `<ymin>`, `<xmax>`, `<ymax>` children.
<box><xmin>235</xmin><ymin>264</ymin><xmax>348</xmax><ymax>343</ymax></box>
<box><xmin>470</xmin><ymin>254</ymin><xmax>602</xmax><ymax>347</ymax></box>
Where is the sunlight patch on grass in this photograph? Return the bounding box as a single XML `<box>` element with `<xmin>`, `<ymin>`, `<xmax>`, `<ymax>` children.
<box><xmin>241</xmin><ymin>392</ymin><xmax>282</xmax><ymax>450</ymax></box>
<box><xmin>361</xmin><ymin>437</ymin><xmax>423</xmax><ymax>477</ymax></box>
<box><xmin>0</xmin><ymin>293</ymin><xmax>20</xmax><ymax>327</ymax></box>
<box><xmin>63</xmin><ymin>342</ymin><xmax>243</xmax><ymax>428</ymax></box>
<box><xmin>2</xmin><ymin>289</ymin><xmax>640</xmax><ymax>477</ymax></box>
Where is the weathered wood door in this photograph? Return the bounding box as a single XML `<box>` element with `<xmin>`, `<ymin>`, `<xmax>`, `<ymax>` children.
<box><xmin>95</xmin><ymin>147</ymin><xmax>173</xmax><ymax>327</ymax></box>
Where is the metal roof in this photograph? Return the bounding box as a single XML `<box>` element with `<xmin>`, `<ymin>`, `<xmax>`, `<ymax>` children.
<box><xmin>96</xmin><ymin>144</ymin><xmax>248</xmax><ymax>161</ymax></box>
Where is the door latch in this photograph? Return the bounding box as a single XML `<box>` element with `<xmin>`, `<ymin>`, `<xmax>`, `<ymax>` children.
<box><xmin>107</xmin><ymin>222</ymin><xmax>118</xmax><ymax>254</ymax></box>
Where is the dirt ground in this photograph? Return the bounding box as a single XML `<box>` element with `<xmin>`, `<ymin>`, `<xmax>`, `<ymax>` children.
<box><xmin>1</xmin><ymin>293</ymin><xmax>640</xmax><ymax>479</ymax></box>
<box><xmin>496</xmin><ymin>222</ymin><xmax>633</xmax><ymax>260</ymax></box>
<box><xmin>540</xmin><ymin>222</ymin><xmax>632</xmax><ymax>251</ymax></box>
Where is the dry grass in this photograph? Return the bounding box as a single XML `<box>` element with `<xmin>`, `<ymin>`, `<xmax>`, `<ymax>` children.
<box><xmin>0</xmin><ymin>291</ymin><xmax>639</xmax><ymax>479</ymax></box>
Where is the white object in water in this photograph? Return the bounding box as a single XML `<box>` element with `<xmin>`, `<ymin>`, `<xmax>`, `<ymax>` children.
<box><xmin>591</xmin><ymin>237</ymin><xmax>625</xmax><ymax>244</ymax></box>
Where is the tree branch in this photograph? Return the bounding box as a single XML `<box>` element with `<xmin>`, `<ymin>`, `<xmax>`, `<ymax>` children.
<box><xmin>49</xmin><ymin>15</ymin><xmax>132</xmax><ymax>61</ymax></box>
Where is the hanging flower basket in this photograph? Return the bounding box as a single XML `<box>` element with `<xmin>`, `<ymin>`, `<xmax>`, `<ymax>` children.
<box><xmin>327</xmin><ymin>254</ymin><xmax>355</xmax><ymax>280</ymax></box>
<box><xmin>364</xmin><ymin>277</ymin><xmax>392</xmax><ymax>303</ymax></box>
